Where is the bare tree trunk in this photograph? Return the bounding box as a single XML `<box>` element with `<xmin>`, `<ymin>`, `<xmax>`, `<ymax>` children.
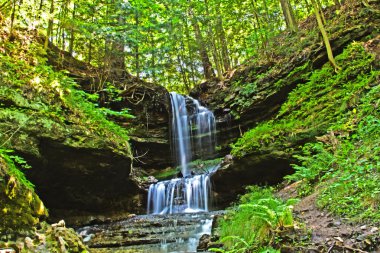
<box><xmin>184</xmin><ymin>18</ymin><xmax>197</xmax><ymax>85</ymax></box>
<box><xmin>134</xmin><ymin>9</ymin><xmax>140</xmax><ymax>79</ymax></box>
<box><xmin>280</xmin><ymin>0</ymin><xmax>298</xmax><ymax>32</ymax></box>
<box><xmin>216</xmin><ymin>0</ymin><xmax>230</xmax><ymax>71</ymax></box>
<box><xmin>303</xmin><ymin>0</ymin><xmax>312</xmax><ymax>13</ymax></box>
<box><xmin>334</xmin><ymin>0</ymin><xmax>341</xmax><ymax>6</ymax></box>
<box><xmin>251</xmin><ymin>0</ymin><xmax>267</xmax><ymax>48</ymax></box>
<box><xmin>204</xmin><ymin>0</ymin><xmax>222</xmax><ymax>79</ymax></box>
<box><xmin>188</xmin><ymin>4</ymin><xmax>214</xmax><ymax>80</ymax></box>
<box><xmin>316</xmin><ymin>0</ymin><xmax>326</xmax><ymax>24</ymax></box>
<box><xmin>311</xmin><ymin>0</ymin><xmax>340</xmax><ymax>71</ymax></box>
<box><xmin>44</xmin><ymin>0</ymin><xmax>54</xmax><ymax>49</ymax></box>
<box><xmin>10</xmin><ymin>0</ymin><xmax>17</xmax><ymax>35</ymax></box>
<box><xmin>69</xmin><ymin>3</ymin><xmax>75</xmax><ymax>55</ymax></box>
<box><xmin>88</xmin><ymin>40</ymin><xmax>92</xmax><ymax>64</ymax></box>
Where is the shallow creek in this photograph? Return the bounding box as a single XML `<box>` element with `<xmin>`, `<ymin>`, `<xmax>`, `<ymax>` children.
<box><xmin>77</xmin><ymin>211</ymin><xmax>221</xmax><ymax>252</ymax></box>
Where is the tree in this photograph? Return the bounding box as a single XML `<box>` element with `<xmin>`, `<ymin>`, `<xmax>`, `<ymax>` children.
<box><xmin>280</xmin><ymin>0</ymin><xmax>298</xmax><ymax>32</ymax></box>
<box><xmin>188</xmin><ymin>1</ymin><xmax>215</xmax><ymax>80</ymax></box>
<box><xmin>44</xmin><ymin>0</ymin><xmax>54</xmax><ymax>49</ymax></box>
<box><xmin>310</xmin><ymin>0</ymin><xmax>341</xmax><ymax>72</ymax></box>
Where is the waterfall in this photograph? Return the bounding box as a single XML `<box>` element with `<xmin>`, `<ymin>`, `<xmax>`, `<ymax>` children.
<box><xmin>147</xmin><ymin>92</ymin><xmax>217</xmax><ymax>215</ymax></box>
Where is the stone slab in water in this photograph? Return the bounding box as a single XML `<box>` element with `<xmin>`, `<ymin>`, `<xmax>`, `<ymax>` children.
<box><xmin>77</xmin><ymin>212</ymin><xmax>223</xmax><ymax>253</ymax></box>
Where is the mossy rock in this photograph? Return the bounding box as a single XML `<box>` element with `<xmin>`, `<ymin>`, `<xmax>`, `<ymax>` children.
<box><xmin>0</xmin><ymin>156</ymin><xmax>48</xmax><ymax>239</ymax></box>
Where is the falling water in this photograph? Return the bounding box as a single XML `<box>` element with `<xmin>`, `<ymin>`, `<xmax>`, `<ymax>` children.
<box><xmin>147</xmin><ymin>92</ymin><xmax>217</xmax><ymax>215</ymax></box>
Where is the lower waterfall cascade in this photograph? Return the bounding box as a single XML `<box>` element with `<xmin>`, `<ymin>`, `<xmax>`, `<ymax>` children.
<box><xmin>147</xmin><ymin>92</ymin><xmax>217</xmax><ymax>215</ymax></box>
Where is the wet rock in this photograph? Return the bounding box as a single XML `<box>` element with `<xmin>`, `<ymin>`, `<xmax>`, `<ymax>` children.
<box><xmin>23</xmin><ymin>141</ymin><xmax>143</xmax><ymax>222</ymax></box>
<box><xmin>212</xmin><ymin>152</ymin><xmax>293</xmax><ymax>208</ymax></box>
<box><xmin>78</xmin><ymin>212</ymin><xmax>216</xmax><ymax>252</ymax></box>
<box><xmin>197</xmin><ymin>234</ymin><xmax>211</xmax><ymax>252</ymax></box>
<box><xmin>356</xmin><ymin>234</ymin><xmax>367</xmax><ymax>241</ymax></box>
<box><xmin>110</xmin><ymin>81</ymin><xmax>172</xmax><ymax>171</ymax></box>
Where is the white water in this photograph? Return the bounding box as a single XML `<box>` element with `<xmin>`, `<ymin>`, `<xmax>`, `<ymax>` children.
<box><xmin>147</xmin><ymin>92</ymin><xmax>217</xmax><ymax>215</ymax></box>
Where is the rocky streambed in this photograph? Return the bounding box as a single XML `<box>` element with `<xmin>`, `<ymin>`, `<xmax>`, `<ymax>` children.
<box><xmin>77</xmin><ymin>211</ymin><xmax>223</xmax><ymax>253</ymax></box>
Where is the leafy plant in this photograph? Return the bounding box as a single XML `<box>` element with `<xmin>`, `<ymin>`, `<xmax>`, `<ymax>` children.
<box><xmin>0</xmin><ymin>149</ymin><xmax>34</xmax><ymax>190</ymax></box>
<box><xmin>231</xmin><ymin>42</ymin><xmax>378</xmax><ymax>158</ymax></box>
<box><xmin>215</xmin><ymin>187</ymin><xmax>298</xmax><ymax>252</ymax></box>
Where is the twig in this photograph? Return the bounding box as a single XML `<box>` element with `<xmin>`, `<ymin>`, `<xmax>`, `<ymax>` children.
<box><xmin>335</xmin><ymin>245</ymin><xmax>369</xmax><ymax>253</ymax></box>
<box><xmin>0</xmin><ymin>111</ymin><xmax>36</xmax><ymax>147</ymax></box>
<box><xmin>327</xmin><ymin>241</ymin><xmax>336</xmax><ymax>253</ymax></box>
<box><xmin>127</xmin><ymin>90</ymin><xmax>146</xmax><ymax>105</ymax></box>
<box><xmin>133</xmin><ymin>150</ymin><xmax>149</xmax><ymax>164</ymax></box>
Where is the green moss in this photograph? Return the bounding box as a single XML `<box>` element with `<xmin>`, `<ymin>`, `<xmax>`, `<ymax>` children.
<box><xmin>152</xmin><ymin>167</ymin><xmax>178</xmax><ymax>180</ymax></box>
<box><xmin>153</xmin><ymin>158</ymin><xmax>222</xmax><ymax>180</ymax></box>
<box><xmin>286</xmin><ymin>84</ymin><xmax>380</xmax><ymax>221</ymax></box>
<box><xmin>0</xmin><ymin>151</ymin><xmax>48</xmax><ymax>238</ymax></box>
<box><xmin>231</xmin><ymin>42</ymin><xmax>378</xmax><ymax>158</ymax></box>
<box><xmin>0</xmin><ymin>32</ymin><xmax>132</xmax><ymax>157</ymax></box>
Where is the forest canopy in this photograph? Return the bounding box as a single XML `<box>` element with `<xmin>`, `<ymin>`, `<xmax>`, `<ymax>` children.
<box><xmin>1</xmin><ymin>0</ymin><xmax>340</xmax><ymax>93</ymax></box>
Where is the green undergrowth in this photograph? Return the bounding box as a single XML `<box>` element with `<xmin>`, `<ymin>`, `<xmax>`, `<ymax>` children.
<box><xmin>0</xmin><ymin>149</ymin><xmax>34</xmax><ymax>190</ymax></box>
<box><xmin>231</xmin><ymin>42</ymin><xmax>378</xmax><ymax>158</ymax></box>
<box><xmin>0</xmin><ymin>30</ymin><xmax>132</xmax><ymax>155</ymax></box>
<box><xmin>0</xmin><ymin>149</ymin><xmax>48</xmax><ymax>237</ymax></box>
<box><xmin>211</xmin><ymin>186</ymin><xmax>297</xmax><ymax>253</ymax></box>
<box><xmin>286</xmin><ymin>84</ymin><xmax>380</xmax><ymax>221</ymax></box>
<box><xmin>220</xmin><ymin>41</ymin><xmax>379</xmax><ymax>251</ymax></box>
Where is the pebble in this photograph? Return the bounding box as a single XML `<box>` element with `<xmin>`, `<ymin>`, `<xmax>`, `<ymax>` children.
<box><xmin>83</xmin><ymin>234</ymin><xmax>94</xmax><ymax>243</ymax></box>
<box><xmin>334</xmin><ymin>221</ymin><xmax>341</xmax><ymax>226</ymax></box>
<box><xmin>370</xmin><ymin>227</ymin><xmax>379</xmax><ymax>233</ymax></box>
<box><xmin>356</xmin><ymin>234</ymin><xmax>367</xmax><ymax>241</ymax></box>
<box><xmin>360</xmin><ymin>225</ymin><xmax>367</xmax><ymax>230</ymax></box>
<box><xmin>25</xmin><ymin>237</ymin><xmax>34</xmax><ymax>248</ymax></box>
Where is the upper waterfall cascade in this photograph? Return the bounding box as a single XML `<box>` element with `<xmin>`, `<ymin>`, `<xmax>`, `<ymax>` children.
<box><xmin>147</xmin><ymin>92</ymin><xmax>217</xmax><ymax>214</ymax></box>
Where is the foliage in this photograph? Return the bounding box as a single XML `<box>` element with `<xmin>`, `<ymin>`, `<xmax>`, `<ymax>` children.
<box><xmin>0</xmin><ymin>149</ymin><xmax>34</xmax><ymax>190</ymax></box>
<box><xmin>0</xmin><ymin>150</ymin><xmax>48</xmax><ymax>238</ymax></box>
<box><xmin>286</xmin><ymin>83</ymin><xmax>380</xmax><ymax>221</ymax></box>
<box><xmin>231</xmin><ymin>42</ymin><xmax>378</xmax><ymax>158</ymax></box>
<box><xmin>213</xmin><ymin>186</ymin><xmax>297</xmax><ymax>252</ymax></box>
<box><xmin>0</xmin><ymin>0</ymin><xmax>340</xmax><ymax>92</ymax></box>
<box><xmin>0</xmin><ymin>32</ymin><xmax>132</xmax><ymax>154</ymax></box>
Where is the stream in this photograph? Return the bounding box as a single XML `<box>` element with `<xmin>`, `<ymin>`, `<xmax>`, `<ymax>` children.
<box><xmin>78</xmin><ymin>92</ymin><xmax>220</xmax><ymax>252</ymax></box>
<box><xmin>77</xmin><ymin>211</ymin><xmax>222</xmax><ymax>252</ymax></box>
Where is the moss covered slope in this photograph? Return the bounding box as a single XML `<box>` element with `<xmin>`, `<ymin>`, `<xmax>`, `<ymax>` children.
<box><xmin>209</xmin><ymin>35</ymin><xmax>380</xmax><ymax>253</ymax></box>
<box><xmin>0</xmin><ymin>21</ymin><xmax>143</xmax><ymax>229</ymax></box>
<box><xmin>0</xmin><ymin>31</ymin><xmax>131</xmax><ymax>157</ymax></box>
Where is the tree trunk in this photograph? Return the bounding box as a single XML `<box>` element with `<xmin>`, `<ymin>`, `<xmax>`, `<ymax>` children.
<box><xmin>69</xmin><ymin>3</ymin><xmax>75</xmax><ymax>55</ymax></box>
<box><xmin>303</xmin><ymin>0</ymin><xmax>312</xmax><ymax>13</ymax></box>
<box><xmin>280</xmin><ymin>0</ymin><xmax>298</xmax><ymax>32</ymax></box>
<box><xmin>134</xmin><ymin>10</ymin><xmax>140</xmax><ymax>79</ymax></box>
<box><xmin>188</xmin><ymin>5</ymin><xmax>214</xmax><ymax>80</ymax></box>
<box><xmin>44</xmin><ymin>0</ymin><xmax>54</xmax><ymax>49</ymax></box>
<box><xmin>10</xmin><ymin>0</ymin><xmax>17</xmax><ymax>35</ymax></box>
<box><xmin>251</xmin><ymin>0</ymin><xmax>267</xmax><ymax>48</ymax></box>
<box><xmin>216</xmin><ymin>1</ymin><xmax>231</xmax><ymax>71</ymax></box>
<box><xmin>184</xmin><ymin>17</ymin><xmax>197</xmax><ymax>85</ymax></box>
<box><xmin>311</xmin><ymin>0</ymin><xmax>341</xmax><ymax>71</ymax></box>
<box><xmin>88</xmin><ymin>40</ymin><xmax>92</xmax><ymax>64</ymax></box>
<box><xmin>204</xmin><ymin>0</ymin><xmax>222</xmax><ymax>79</ymax></box>
<box><xmin>316</xmin><ymin>0</ymin><xmax>326</xmax><ymax>24</ymax></box>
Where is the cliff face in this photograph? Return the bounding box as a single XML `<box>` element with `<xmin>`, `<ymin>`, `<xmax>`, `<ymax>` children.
<box><xmin>109</xmin><ymin>82</ymin><xmax>172</xmax><ymax>172</ymax></box>
<box><xmin>0</xmin><ymin>27</ymin><xmax>144</xmax><ymax>224</ymax></box>
<box><xmin>190</xmin><ymin>1</ymin><xmax>380</xmax><ymax>207</ymax></box>
<box><xmin>46</xmin><ymin>42</ymin><xmax>173</xmax><ymax>176</ymax></box>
